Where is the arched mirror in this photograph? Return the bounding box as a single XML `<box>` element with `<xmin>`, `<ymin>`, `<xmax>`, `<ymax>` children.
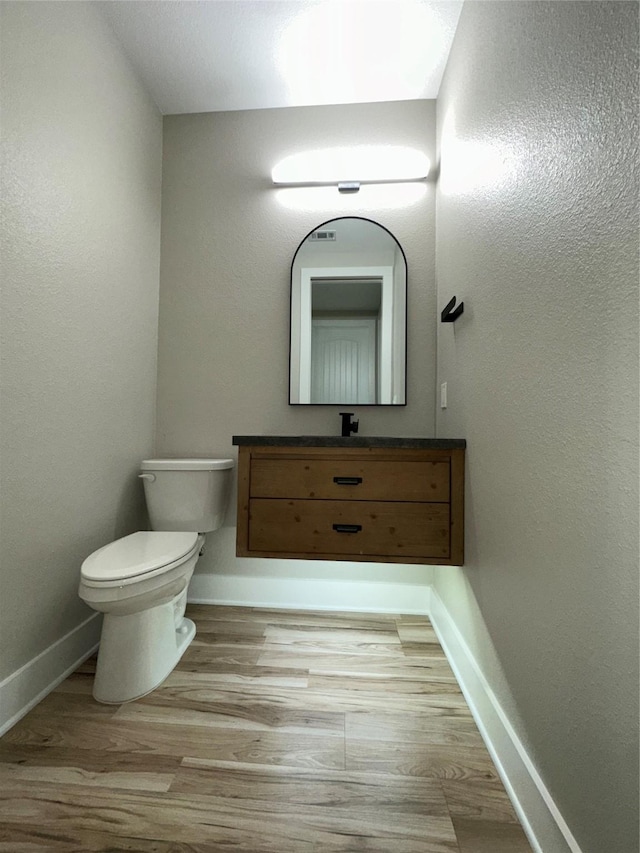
<box><xmin>289</xmin><ymin>217</ymin><xmax>407</xmax><ymax>405</ymax></box>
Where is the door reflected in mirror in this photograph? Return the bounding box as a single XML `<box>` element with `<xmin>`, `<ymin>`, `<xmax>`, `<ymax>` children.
<box><xmin>289</xmin><ymin>217</ymin><xmax>407</xmax><ymax>405</ymax></box>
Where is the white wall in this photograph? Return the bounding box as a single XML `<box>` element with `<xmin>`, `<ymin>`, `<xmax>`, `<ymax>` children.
<box><xmin>157</xmin><ymin>100</ymin><xmax>437</xmax><ymax>607</ymax></box>
<box><xmin>0</xmin><ymin>2</ymin><xmax>162</xmax><ymax>692</ymax></box>
<box><xmin>434</xmin><ymin>3</ymin><xmax>639</xmax><ymax>852</ymax></box>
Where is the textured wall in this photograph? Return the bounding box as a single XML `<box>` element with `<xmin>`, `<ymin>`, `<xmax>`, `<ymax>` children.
<box><xmin>158</xmin><ymin>100</ymin><xmax>437</xmax><ymax>586</ymax></box>
<box><xmin>0</xmin><ymin>2</ymin><xmax>162</xmax><ymax>680</ymax></box>
<box><xmin>434</xmin><ymin>3</ymin><xmax>639</xmax><ymax>851</ymax></box>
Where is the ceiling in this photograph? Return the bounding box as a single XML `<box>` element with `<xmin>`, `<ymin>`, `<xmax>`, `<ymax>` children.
<box><xmin>99</xmin><ymin>1</ymin><xmax>463</xmax><ymax>115</ymax></box>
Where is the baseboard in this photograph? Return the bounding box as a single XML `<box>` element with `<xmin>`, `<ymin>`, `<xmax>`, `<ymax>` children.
<box><xmin>0</xmin><ymin>614</ymin><xmax>102</xmax><ymax>736</ymax></box>
<box><xmin>188</xmin><ymin>573</ymin><xmax>431</xmax><ymax>615</ymax></box>
<box><xmin>428</xmin><ymin>588</ymin><xmax>583</xmax><ymax>853</ymax></box>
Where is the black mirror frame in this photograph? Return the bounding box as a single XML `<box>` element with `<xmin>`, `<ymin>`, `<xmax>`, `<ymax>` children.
<box><xmin>288</xmin><ymin>216</ymin><xmax>408</xmax><ymax>407</ymax></box>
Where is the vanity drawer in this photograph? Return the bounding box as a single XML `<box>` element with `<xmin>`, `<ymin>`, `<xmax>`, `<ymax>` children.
<box><xmin>250</xmin><ymin>458</ymin><xmax>450</xmax><ymax>502</ymax></box>
<box><xmin>248</xmin><ymin>498</ymin><xmax>450</xmax><ymax>560</ymax></box>
<box><xmin>235</xmin><ymin>443</ymin><xmax>465</xmax><ymax>565</ymax></box>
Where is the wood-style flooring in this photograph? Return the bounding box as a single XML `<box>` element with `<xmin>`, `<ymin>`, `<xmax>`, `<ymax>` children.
<box><xmin>0</xmin><ymin>605</ymin><xmax>533</xmax><ymax>852</ymax></box>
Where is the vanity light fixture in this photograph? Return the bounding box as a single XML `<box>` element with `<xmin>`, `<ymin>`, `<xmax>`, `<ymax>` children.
<box><xmin>272</xmin><ymin>146</ymin><xmax>430</xmax><ymax>191</ymax></box>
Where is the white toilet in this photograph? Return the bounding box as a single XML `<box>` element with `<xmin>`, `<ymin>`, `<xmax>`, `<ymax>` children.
<box><xmin>78</xmin><ymin>457</ymin><xmax>234</xmax><ymax>704</ymax></box>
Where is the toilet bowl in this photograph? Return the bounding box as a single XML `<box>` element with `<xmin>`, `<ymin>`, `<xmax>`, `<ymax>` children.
<box><xmin>79</xmin><ymin>458</ymin><xmax>233</xmax><ymax>704</ymax></box>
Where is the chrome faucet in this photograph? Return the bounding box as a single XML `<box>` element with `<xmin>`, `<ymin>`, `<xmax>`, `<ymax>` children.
<box><xmin>339</xmin><ymin>412</ymin><xmax>359</xmax><ymax>437</ymax></box>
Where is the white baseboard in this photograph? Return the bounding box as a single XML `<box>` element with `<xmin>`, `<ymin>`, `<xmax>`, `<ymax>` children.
<box><xmin>0</xmin><ymin>614</ymin><xmax>102</xmax><ymax>736</ymax></box>
<box><xmin>428</xmin><ymin>589</ymin><xmax>583</xmax><ymax>853</ymax></box>
<box><xmin>188</xmin><ymin>573</ymin><xmax>431</xmax><ymax>615</ymax></box>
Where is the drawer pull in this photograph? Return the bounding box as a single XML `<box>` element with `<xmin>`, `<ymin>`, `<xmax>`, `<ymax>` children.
<box><xmin>333</xmin><ymin>476</ymin><xmax>363</xmax><ymax>486</ymax></box>
<box><xmin>332</xmin><ymin>523</ymin><xmax>362</xmax><ymax>534</ymax></box>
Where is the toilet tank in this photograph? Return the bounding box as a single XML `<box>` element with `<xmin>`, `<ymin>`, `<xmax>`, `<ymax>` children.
<box><xmin>139</xmin><ymin>458</ymin><xmax>234</xmax><ymax>533</ymax></box>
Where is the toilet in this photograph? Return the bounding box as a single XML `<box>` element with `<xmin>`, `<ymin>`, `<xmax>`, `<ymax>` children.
<box><xmin>78</xmin><ymin>457</ymin><xmax>234</xmax><ymax>704</ymax></box>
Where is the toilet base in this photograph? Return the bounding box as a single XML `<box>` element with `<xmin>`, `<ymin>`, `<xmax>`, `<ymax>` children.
<box><xmin>92</xmin><ymin>599</ymin><xmax>196</xmax><ymax>704</ymax></box>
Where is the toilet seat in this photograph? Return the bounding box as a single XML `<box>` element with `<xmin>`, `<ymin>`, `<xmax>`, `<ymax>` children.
<box><xmin>81</xmin><ymin>531</ymin><xmax>199</xmax><ymax>588</ymax></box>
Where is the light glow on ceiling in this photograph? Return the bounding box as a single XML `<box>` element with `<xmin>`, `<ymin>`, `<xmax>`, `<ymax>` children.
<box><xmin>278</xmin><ymin>1</ymin><xmax>450</xmax><ymax>107</ymax></box>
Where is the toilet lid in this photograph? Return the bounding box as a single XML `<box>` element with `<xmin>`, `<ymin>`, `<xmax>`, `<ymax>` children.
<box><xmin>81</xmin><ymin>531</ymin><xmax>199</xmax><ymax>583</ymax></box>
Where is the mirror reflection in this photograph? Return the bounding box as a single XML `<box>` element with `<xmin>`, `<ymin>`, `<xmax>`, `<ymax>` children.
<box><xmin>289</xmin><ymin>217</ymin><xmax>407</xmax><ymax>405</ymax></box>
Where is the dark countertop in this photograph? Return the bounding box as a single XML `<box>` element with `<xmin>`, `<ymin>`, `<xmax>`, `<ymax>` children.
<box><xmin>232</xmin><ymin>435</ymin><xmax>466</xmax><ymax>449</ymax></box>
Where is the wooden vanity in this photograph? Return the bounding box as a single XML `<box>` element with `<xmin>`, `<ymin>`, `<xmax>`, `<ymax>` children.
<box><xmin>232</xmin><ymin>437</ymin><xmax>466</xmax><ymax>565</ymax></box>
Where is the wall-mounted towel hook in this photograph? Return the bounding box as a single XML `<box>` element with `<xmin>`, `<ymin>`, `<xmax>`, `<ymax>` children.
<box><xmin>441</xmin><ymin>296</ymin><xmax>464</xmax><ymax>323</ymax></box>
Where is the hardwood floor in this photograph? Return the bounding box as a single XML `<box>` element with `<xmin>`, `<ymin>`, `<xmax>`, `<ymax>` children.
<box><xmin>0</xmin><ymin>605</ymin><xmax>533</xmax><ymax>852</ymax></box>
